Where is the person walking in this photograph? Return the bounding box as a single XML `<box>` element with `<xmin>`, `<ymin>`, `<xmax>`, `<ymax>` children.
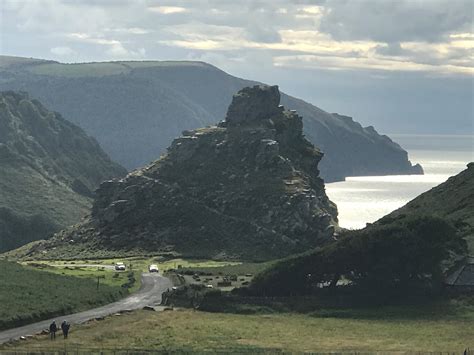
<box><xmin>61</xmin><ymin>320</ymin><xmax>70</xmax><ymax>339</ymax></box>
<box><xmin>49</xmin><ymin>321</ymin><xmax>57</xmax><ymax>340</ymax></box>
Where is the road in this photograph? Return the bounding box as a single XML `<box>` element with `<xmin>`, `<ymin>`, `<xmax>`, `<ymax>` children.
<box><xmin>0</xmin><ymin>273</ymin><xmax>172</xmax><ymax>344</ymax></box>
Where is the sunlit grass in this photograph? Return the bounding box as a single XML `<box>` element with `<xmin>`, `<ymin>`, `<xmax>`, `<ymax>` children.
<box><xmin>0</xmin><ymin>261</ymin><xmax>126</xmax><ymax>330</ymax></box>
<box><xmin>4</xmin><ymin>308</ymin><xmax>472</xmax><ymax>353</ymax></box>
<box><xmin>27</xmin><ymin>257</ymin><xmax>240</xmax><ymax>273</ymax></box>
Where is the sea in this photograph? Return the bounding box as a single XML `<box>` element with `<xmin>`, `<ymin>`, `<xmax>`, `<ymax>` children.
<box><xmin>325</xmin><ymin>134</ymin><xmax>474</xmax><ymax>230</ymax></box>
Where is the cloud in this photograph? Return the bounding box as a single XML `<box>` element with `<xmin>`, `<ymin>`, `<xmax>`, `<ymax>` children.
<box><xmin>319</xmin><ymin>0</ymin><xmax>472</xmax><ymax>43</ymax></box>
<box><xmin>50</xmin><ymin>46</ymin><xmax>75</xmax><ymax>56</ymax></box>
<box><xmin>67</xmin><ymin>32</ymin><xmax>121</xmax><ymax>46</ymax></box>
<box><xmin>1</xmin><ymin>0</ymin><xmax>472</xmax><ymax>76</ymax></box>
<box><xmin>148</xmin><ymin>6</ymin><xmax>187</xmax><ymax>14</ymax></box>
<box><xmin>273</xmin><ymin>53</ymin><xmax>472</xmax><ymax>76</ymax></box>
<box><xmin>374</xmin><ymin>43</ymin><xmax>405</xmax><ymax>57</ymax></box>
<box><xmin>245</xmin><ymin>25</ymin><xmax>282</xmax><ymax>43</ymax></box>
<box><xmin>105</xmin><ymin>27</ymin><xmax>150</xmax><ymax>35</ymax></box>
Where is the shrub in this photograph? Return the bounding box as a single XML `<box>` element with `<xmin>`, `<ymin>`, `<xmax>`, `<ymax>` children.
<box><xmin>251</xmin><ymin>216</ymin><xmax>466</xmax><ymax>298</ymax></box>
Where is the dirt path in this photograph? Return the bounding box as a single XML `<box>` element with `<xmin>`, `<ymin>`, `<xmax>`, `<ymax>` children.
<box><xmin>0</xmin><ymin>273</ymin><xmax>172</xmax><ymax>344</ymax></box>
<box><xmin>50</xmin><ymin>264</ymin><xmax>116</xmax><ymax>270</ymax></box>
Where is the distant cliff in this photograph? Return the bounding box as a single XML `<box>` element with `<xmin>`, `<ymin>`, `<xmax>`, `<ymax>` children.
<box><xmin>0</xmin><ymin>91</ymin><xmax>126</xmax><ymax>252</ymax></box>
<box><xmin>17</xmin><ymin>86</ymin><xmax>338</xmax><ymax>261</ymax></box>
<box><xmin>0</xmin><ymin>55</ymin><xmax>422</xmax><ymax>182</ymax></box>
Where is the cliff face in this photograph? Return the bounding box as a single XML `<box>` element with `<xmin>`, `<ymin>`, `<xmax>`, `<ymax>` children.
<box><xmin>27</xmin><ymin>86</ymin><xmax>338</xmax><ymax>261</ymax></box>
<box><xmin>0</xmin><ymin>91</ymin><xmax>126</xmax><ymax>252</ymax></box>
<box><xmin>0</xmin><ymin>56</ymin><xmax>422</xmax><ymax>182</ymax></box>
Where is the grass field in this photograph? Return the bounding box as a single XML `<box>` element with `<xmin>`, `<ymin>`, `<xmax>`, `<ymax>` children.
<box><xmin>26</xmin><ymin>61</ymin><xmax>213</xmax><ymax>78</ymax></box>
<box><xmin>17</xmin><ymin>256</ymin><xmax>240</xmax><ymax>296</ymax></box>
<box><xmin>25</xmin><ymin>257</ymin><xmax>240</xmax><ymax>274</ymax></box>
<box><xmin>3</xmin><ymin>306</ymin><xmax>473</xmax><ymax>353</ymax></box>
<box><xmin>0</xmin><ymin>261</ymin><xmax>128</xmax><ymax>330</ymax></box>
<box><xmin>23</xmin><ymin>262</ymin><xmax>141</xmax><ymax>294</ymax></box>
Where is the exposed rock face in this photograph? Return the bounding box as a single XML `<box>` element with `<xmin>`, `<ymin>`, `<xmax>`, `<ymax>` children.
<box><xmin>43</xmin><ymin>85</ymin><xmax>338</xmax><ymax>260</ymax></box>
<box><xmin>0</xmin><ymin>91</ymin><xmax>126</xmax><ymax>252</ymax></box>
<box><xmin>225</xmin><ymin>85</ymin><xmax>282</xmax><ymax>125</ymax></box>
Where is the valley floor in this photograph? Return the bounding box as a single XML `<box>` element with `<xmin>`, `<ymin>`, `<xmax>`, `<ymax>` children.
<box><xmin>2</xmin><ymin>306</ymin><xmax>473</xmax><ymax>353</ymax></box>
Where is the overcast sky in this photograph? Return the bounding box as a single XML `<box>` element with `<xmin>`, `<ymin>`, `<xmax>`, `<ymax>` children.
<box><xmin>1</xmin><ymin>0</ymin><xmax>473</xmax><ymax>134</ymax></box>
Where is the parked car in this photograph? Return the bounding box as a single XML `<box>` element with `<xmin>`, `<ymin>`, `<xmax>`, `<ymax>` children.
<box><xmin>115</xmin><ymin>262</ymin><xmax>126</xmax><ymax>271</ymax></box>
<box><xmin>205</xmin><ymin>284</ymin><xmax>214</xmax><ymax>288</ymax></box>
<box><xmin>149</xmin><ymin>264</ymin><xmax>159</xmax><ymax>273</ymax></box>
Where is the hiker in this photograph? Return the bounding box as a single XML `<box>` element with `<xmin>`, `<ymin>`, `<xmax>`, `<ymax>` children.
<box><xmin>61</xmin><ymin>320</ymin><xmax>70</xmax><ymax>339</ymax></box>
<box><xmin>49</xmin><ymin>321</ymin><xmax>57</xmax><ymax>340</ymax></box>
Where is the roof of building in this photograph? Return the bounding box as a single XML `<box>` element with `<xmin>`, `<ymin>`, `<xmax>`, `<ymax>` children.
<box><xmin>446</xmin><ymin>258</ymin><xmax>474</xmax><ymax>286</ymax></box>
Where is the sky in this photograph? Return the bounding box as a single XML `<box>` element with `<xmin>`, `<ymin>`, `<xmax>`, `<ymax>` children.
<box><xmin>0</xmin><ymin>0</ymin><xmax>473</xmax><ymax>134</ymax></box>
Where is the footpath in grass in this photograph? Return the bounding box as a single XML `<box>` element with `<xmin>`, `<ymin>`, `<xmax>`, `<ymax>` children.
<box><xmin>0</xmin><ymin>261</ymin><xmax>128</xmax><ymax>330</ymax></box>
<box><xmin>3</xmin><ymin>308</ymin><xmax>473</xmax><ymax>353</ymax></box>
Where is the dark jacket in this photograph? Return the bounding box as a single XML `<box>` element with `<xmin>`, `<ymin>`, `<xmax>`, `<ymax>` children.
<box><xmin>49</xmin><ymin>322</ymin><xmax>57</xmax><ymax>332</ymax></box>
<box><xmin>61</xmin><ymin>322</ymin><xmax>70</xmax><ymax>333</ymax></box>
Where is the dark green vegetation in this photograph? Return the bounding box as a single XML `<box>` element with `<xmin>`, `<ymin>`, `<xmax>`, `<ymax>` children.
<box><xmin>0</xmin><ymin>261</ymin><xmax>127</xmax><ymax>330</ymax></box>
<box><xmin>0</xmin><ymin>91</ymin><xmax>126</xmax><ymax>252</ymax></box>
<box><xmin>11</xmin><ymin>86</ymin><xmax>338</xmax><ymax>261</ymax></box>
<box><xmin>0</xmin><ymin>55</ymin><xmax>422</xmax><ymax>182</ymax></box>
<box><xmin>377</xmin><ymin>162</ymin><xmax>474</xmax><ymax>253</ymax></box>
<box><xmin>178</xmin><ymin>261</ymin><xmax>273</xmax><ymax>277</ymax></box>
<box><xmin>250</xmin><ymin>216</ymin><xmax>467</xmax><ymax>299</ymax></box>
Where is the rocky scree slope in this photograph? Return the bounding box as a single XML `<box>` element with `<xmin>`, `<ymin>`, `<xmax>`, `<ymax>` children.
<box><xmin>0</xmin><ymin>91</ymin><xmax>126</xmax><ymax>252</ymax></box>
<box><xmin>25</xmin><ymin>86</ymin><xmax>338</xmax><ymax>261</ymax></box>
<box><xmin>0</xmin><ymin>56</ymin><xmax>422</xmax><ymax>182</ymax></box>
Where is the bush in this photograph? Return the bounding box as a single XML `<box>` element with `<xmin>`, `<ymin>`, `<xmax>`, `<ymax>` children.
<box><xmin>250</xmin><ymin>216</ymin><xmax>467</xmax><ymax>299</ymax></box>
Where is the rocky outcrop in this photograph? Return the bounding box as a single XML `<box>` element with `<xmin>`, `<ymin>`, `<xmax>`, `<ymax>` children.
<box><xmin>36</xmin><ymin>85</ymin><xmax>338</xmax><ymax>261</ymax></box>
<box><xmin>225</xmin><ymin>85</ymin><xmax>282</xmax><ymax>125</ymax></box>
<box><xmin>0</xmin><ymin>91</ymin><xmax>126</xmax><ymax>252</ymax></box>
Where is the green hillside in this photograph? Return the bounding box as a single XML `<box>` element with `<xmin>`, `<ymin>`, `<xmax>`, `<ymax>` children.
<box><xmin>377</xmin><ymin>162</ymin><xmax>474</xmax><ymax>252</ymax></box>
<box><xmin>0</xmin><ymin>260</ymin><xmax>125</xmax><ymax>330</ymax></box>
<box><xmin>0</xmin><ymin>55</ymin><xmax>422</xmax><ymax>182</ymax></box>
<box><xmin>0</xmin><ymin>91</ymin><xmax>126</xmax><ymax>252</ymax></box>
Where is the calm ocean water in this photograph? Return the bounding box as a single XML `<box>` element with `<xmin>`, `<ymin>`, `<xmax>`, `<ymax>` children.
<box><xmin>326</xmin><ymin>134</ymin><xmax>474</xmax><ymax>229</ymax></box>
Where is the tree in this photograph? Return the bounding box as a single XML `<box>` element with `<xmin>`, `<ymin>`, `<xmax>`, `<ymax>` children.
<box><xmin>250</xmin><ymin>216</ymin><xmax>466</xmax><ymax>297</ymax></box>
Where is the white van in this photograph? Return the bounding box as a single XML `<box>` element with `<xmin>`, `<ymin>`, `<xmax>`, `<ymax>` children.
<box><xmin>115</xmin><ymin>262</ymin><xmax>126</xmax><ymax>271</ymax></box>
<box><xmin>149</xmin><ymin>264</ymin><xmax>159</xmax><ymax>273</ymax></box>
